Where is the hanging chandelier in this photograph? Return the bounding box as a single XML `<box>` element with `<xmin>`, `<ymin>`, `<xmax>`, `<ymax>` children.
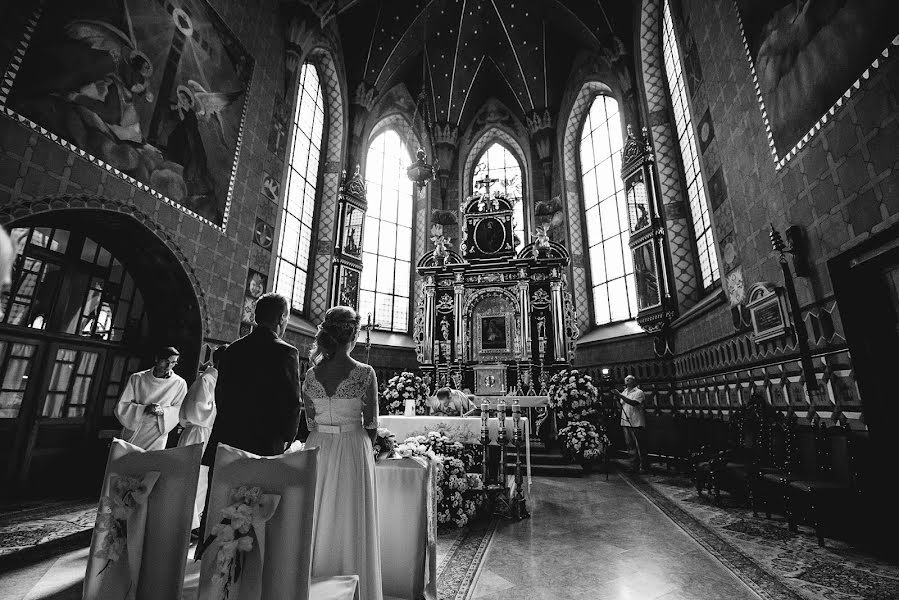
<box><xmin>407</xmin><ymin>30</ymin><xmax>435</xmax><ymax>191</ymax></box>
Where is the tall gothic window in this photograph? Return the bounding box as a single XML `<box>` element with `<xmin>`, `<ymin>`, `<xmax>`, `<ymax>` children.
<box><xmin>361</xmin><ymin>129</ymin><xmax>413</xmax><ymax>332</ymax></box>
<box><xmin>662</xmin><ymin>0</ymin><xmax>720</xmax><ymax>288</ymax></box>
<box><xmin>580</xmin><ymin>95</ymin><xmax>637</xmax><ymax>326</ymax></box>
<box><xmin>275</xmin><ymin>62</ymin><xmax>324</xmax><ymax>313</ymax></box>
<box><xmin>473</xmin><ymin>142</ymin><xmax>525</xmax><ymax>246</ymax></box>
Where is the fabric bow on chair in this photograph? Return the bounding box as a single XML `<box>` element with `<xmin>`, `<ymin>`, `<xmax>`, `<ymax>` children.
<box><xmin>84</xmin><ymin>439</ymin><xmax>203</xmax><ymax>600</ymax></box>
<box><xmin>191</xmin><ymin>443</ymin><xmax>358</xmax><ymax>600</ymax></box>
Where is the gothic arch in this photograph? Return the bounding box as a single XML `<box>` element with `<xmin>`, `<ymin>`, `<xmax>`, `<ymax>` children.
<box><xmin>638</xmin><ymin>0</ymin><xmax>700</xmax><ymax>308</ymax></box>
<box><xmin>461</xmin><ymin>128</ymin><xmax>530</xmax><ymax>205</ymax></box>
<box><xmin>0</xmin><ymin>195</ymin><xmax>208</xmax><ymax>373</ymax></box>
<box><xmin>303</xmin><ymin>46</ymin><xmax>347</xmax><ymax>323</ymax></box>
<box><xmin>559</xmin><ymin>80</ymin><xmax>616</xmax><ymax>333</ymax></box>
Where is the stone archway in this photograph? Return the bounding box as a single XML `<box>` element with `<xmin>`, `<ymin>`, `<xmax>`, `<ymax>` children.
<box><xmin>0</xmin><ymin>195</ymin><xmax>209</xmax><ymax>356</ymax></box>
<box><xmin>0</xmin><ymin>197</ymin><xmax>206</xmax><ymax>492</ymax></box>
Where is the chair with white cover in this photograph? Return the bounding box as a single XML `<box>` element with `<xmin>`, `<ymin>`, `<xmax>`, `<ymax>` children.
<box><xmin>83</xmin><ymin>439</ymin><xmax>203</xmax><ymax>600</ymax></box>
<box><xmin>189</xmin><ymin>443</ymin><xmax>358</xmax><ymax>600</ymax></box>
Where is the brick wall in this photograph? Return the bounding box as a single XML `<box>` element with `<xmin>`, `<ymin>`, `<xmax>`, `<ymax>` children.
<box><xmin>573</xmin><ymin>0</ymin><xmax>898</xmax><ymax>425</ymax></box>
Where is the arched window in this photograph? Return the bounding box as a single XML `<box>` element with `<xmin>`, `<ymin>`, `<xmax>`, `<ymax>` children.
<box><xmin>275</xmin><ymin>62</ymin><xmax>324</xmax><ymax>313</ymax></box>
<box><xmin>361</xmin><ymin>129</ymin><xmax>414</xmax><ymax>332</ymax></box>
<box><xmin>662</xmin><ymin>0</ymin><xmax>720</xmax><ymax>288</ymax></box>
<box><xmin>580</xmin><ymin>95</ymin><xmax>637</xmax><ymax>326</ymax></box>
<box><xmin>473</xmin><ymin>142</ymin><xmax>525</xmax><ymax>246</ymax></box>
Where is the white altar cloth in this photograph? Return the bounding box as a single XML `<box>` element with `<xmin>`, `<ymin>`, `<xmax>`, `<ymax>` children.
<box><xmin>379</xmin><ymin>416</ymin><xmax>531</xmax><ymax>483</ymax></box>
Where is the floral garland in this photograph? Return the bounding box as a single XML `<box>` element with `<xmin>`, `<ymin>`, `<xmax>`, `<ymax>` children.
<box><xmin>373</xmin><ymin>427</ymin><xmax>396</xmax><ymax>460</ymax></box>
<box><xmin>380</xmin><ymin>372</ymin><xmax>430</xmax><ymax>415</ymax></box>
<box><xmin>201</xmin><ymin>486</ymin><xmax>263</xmax><ymax>599</ymax></box>
<box><xmin>395</xmin><ymin>432</ymin><xmax>484</xmax><ymax>528</ymax></box>
<box><xmin>547</xmin><ymin>369</ymin><xmax>600</xmax><ymax>427</ymax></box>
<box><xmin>558</xmin><ymin>420</ymin><xmax>610</xmax><ymax>463</ymax></box>
<box><xmin>93</xmin><ymin>474</ymin><xmax>154</xmax><ymax>573</ymax></box>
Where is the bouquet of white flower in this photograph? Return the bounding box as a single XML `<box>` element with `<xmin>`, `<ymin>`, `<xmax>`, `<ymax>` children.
<box><xmin>547</xmin><ymin>369</ymin><xmax>600</xmax><ymax>427</ymax></box>
<box><xmin>395</xmin><ymin>431</ymin><xmax>484</xmax><ymax>528</ymax></box>
<box><xmin>373</xmin><ymin>427</ymin><xmax>396</xmax><ymax>460</ymax></box>
<box><xmin>558</xmin><ymin>420</ymin><xmax>610</xmax><ymax>464</ymax></box>
<box><xmin>380</xmin><ymin>372</ymin><xmax>429</xmax><ymax>415</ymax></box>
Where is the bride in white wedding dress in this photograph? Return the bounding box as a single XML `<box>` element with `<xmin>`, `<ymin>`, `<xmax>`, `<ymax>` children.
<box><xmin>302</xmin><ymin>306</ymin><xmax>383</xmax><ymax>600</ymax></box>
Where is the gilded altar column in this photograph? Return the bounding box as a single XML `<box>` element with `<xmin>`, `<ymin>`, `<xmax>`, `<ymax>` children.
<box><xmin>454</xmin><ymin>274</ymin><xmax>465</xmax><ymax>361</ymax></box>
<box><xmin>424</xmin><ymin>277</ymin><xmax>436</xmax><ymax>364</ymax></box>
<box><xmin>550</xmin><ymin>279</ymin><xmax>566</xmax><ymax>362</ymax></box>
<box><xmin>518</xmin><ymin>268</ymin><xmax>531</xmax><ymax>360</ymax></box>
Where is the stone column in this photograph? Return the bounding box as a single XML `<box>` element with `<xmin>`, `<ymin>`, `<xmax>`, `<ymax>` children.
<box><xmin>347</xmin><ymin>81</ymin><xmax>377</xmax><ymax>172</ymax></box>
<box><xmin>550</xmin><ymin>278</ymin><xmax>566</xmax><ymax>363</ymax></box>
<box><xmin>423</xmin><ymin>277</ymin><xmax>436</xmax><ymax>364</ymax></box>
<box><xmin>454</xmin><ymin>274</ymin><xmax>465</xmax><ymax>361</ymax></box>
<box><xmin>517</xmin><ymin>268</ymin><xmax>531</xmax><ymax>360</ymax></box>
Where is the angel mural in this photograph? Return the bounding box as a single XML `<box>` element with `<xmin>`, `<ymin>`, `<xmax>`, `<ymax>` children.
<box><xmin>3</xmin><ymin>0</ymin><xmax>252</xmax><ymax>226</ymax></box>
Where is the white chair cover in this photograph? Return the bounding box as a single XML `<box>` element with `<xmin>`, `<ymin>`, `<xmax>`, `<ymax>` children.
<box><xmin>83</xmin><ymin>439</ymin><xmax>202</xmax><ymax>600</ymax></box>
<box><xmin>192</xmin><ymin>443</ymin><xmax>358</xmax><ymax>600</ymax></box>
<box><xmin>376</xmin><ymin>457</ymin><xmax>437</xmax><ymax>600</ymax></box>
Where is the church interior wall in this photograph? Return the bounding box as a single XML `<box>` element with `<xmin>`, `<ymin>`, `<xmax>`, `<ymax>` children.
<box><xmin>573</xmin><ymin>0</ymin><xmax>898</xmax><ymax>430</ymax></box>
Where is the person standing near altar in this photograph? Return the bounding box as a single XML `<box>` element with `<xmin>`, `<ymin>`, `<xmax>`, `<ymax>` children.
<box><xmin>204</xmin><ymin>293</ymin><xmax>301</xmax><ymax>462</ymax></box>
<box><xmin>114</xmin><ymin>346</ymin><xmax>187</xmax><ymax>450</ymax></box>
<box><xmin>303</xmin><ymin>305</ymin><xmax>382</xmax><ymax>600</ymax></box>
<box><xmin>614</xmin><ymin>375</ymin><xmax>647</xmax><ymax>473</ymax></box>
<box><xmin>177</xmin><ymin>343</ymin><xmax>227</xmax><ymax>530</ymax></box>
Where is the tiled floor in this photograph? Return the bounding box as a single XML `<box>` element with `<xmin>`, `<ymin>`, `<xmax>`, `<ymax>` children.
<box><xmin>11</xmin><ymin>472</ymin><xmax>892</xmax><ymax>599</ymax></box>
<box><xmin>468</xmin><ymin>474</ymin><xmax>761</xmax><ymax>600</ymax></box>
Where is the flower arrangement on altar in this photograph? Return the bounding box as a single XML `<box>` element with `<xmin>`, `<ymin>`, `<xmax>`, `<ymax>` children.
<box><xmin>93</xmin><ymin>474</ymin><xmax>154</xmax><ymax>572</ymax></box>
<box><xmin>395</xmin><ymin>431</ymin><xmax>484</xmax><ymax>528</ymax></box>
<box><xmin>380</xmin><ymin>372</ymin><xmax>430</xmax><ymax>415</ymax></box>
<box><xmin>547</xmin><ymin>369</ymin><xmax>600</xmax><ymax>427</ymax></box>
<box><xmin>373</xmin><ymin>427</ymin><xmax>396</xmax><ymax>460</ymax></box>
<box><xmin>558</xmin><ymin>420</ymin><xmax>610</xmax><ymax>464</ymax></box>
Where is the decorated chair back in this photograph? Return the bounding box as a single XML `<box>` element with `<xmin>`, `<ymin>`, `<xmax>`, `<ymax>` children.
<box><xmin>84</xmin><ymin>440</ymin><xmax>203</xmax><ymax>600</ymax></box>
<box><xmin>198</xmin><ymin>444</ymin><xmax>319</xmax><ymax>600</ymax></box>
<box><xmin>822</xmin><ymin>422</ymin><xmax>853</xmax><ymax>487</ymax></box>
<box><xmin>765</xmin><ymin>414</ymin><xmax>790</xmax><ymax>472</ymax></box>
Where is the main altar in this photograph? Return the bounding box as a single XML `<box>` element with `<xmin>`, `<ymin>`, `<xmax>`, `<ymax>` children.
<box><xmin>412</xmin><ymin>183</ymin><xmax>580</xmax><ymax>398</ymax></box>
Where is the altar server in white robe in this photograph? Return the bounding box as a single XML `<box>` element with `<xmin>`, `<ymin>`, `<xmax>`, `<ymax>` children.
<box><xmin>115</xmin><ymin>347</ymin><xmax>187</xmax><ymax>450</ymax></box>
<box><xmin>177</xmin><ymin>343</ymin><xmax>227</xmax><ymax>530</ymax></box>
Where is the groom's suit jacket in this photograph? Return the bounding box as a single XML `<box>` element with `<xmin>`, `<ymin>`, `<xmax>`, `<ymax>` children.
<box><xmin>203</xmin><ymin>327</ymin><xmax>301</xmax><ymax>465</ymax></box>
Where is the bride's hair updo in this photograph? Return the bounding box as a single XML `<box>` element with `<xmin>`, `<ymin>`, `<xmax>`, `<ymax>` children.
<box><xmin>310</xmin><ymin>305</ymin><xmax>361</xmax><ymax>365</ymax></box>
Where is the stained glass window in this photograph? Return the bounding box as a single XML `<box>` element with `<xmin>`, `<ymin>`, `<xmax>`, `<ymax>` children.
<box><xmin>361</xmin><ymin>129</ymin><xmax>413</xmax><ymax>332</ymax></box>
<box><xmin>663</xmin><ymin>0</ymin><xmax>720</xmax><ymax>288</ymax></box>
<box><xmin>473</xmin><ymin>143</ymin><xmax>525</xmax><ymax>247</ymax></box>
<box><xmin>580</xmin><ymin>95</ymin><xmax>637</xmax><ymax>326</ymax></box>
<box><xmin>275</xmin><ymin>62</ymin><xmax>324</xmax><ymax>313</ymax></box>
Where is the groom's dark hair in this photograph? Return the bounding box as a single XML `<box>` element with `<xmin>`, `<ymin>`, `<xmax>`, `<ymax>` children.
<box><xmin>254</xmin><ymin>293</ymin><xmax>288</xmax><ymax>327</ymax></box>
<box><xmin>436</xmin><ymin>387</ymin><xmax>452</xmax><ymax>399</ymax></box>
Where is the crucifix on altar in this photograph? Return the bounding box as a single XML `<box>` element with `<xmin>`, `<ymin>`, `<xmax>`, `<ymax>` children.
<box><xmin>360</xmin><ymin>312</ymin><xmax>379</xmax><ymax>364</ymax></box>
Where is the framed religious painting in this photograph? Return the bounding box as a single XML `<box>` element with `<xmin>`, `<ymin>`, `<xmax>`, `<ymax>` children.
<box><xmin>478</xmin><ymin>314</ymin><xmax>511</xmax><ymax>354</ymax></box>
<box><xmin>734</xmin><ymin>0</ymin><xmax>898</xmax><ymax>168</ymax></box>
<box><xmin>0</xmin><ymin>0</ymin><xmax>254</xmax><ymax>228</ymax></box>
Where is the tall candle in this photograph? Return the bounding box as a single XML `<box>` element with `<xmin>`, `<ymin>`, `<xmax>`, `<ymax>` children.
<box><xmin>512</xmin><ymin>401</ymin><xmax>521</xmax><ymax>422</ymax></box>
<box><xmin>497</xmin><ymin>400</ymin><xmax>506</xmax><ymax>421</ymax></box>
<box><xmin>481</xmin><ymin>401</ymin><xmax>489</xmax><ymax>424</ymax></box>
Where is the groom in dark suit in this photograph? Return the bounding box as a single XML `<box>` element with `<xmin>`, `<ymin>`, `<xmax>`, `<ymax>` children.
<box><xmin>203</xmin><ymin>292</ymin><xmax>302</xmax><ymax>465</ymax></box>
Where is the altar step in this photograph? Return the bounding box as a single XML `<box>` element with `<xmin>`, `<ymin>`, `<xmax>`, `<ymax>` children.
<box><xmin>504</xmin><ymin>444</ymin><xmax>584</xmax><ymax>478</ymax></box>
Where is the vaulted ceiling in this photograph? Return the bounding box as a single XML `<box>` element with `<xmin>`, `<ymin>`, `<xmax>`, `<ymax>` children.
<box><xmin>332</xmin><ymin>0</ymin><xmax>635</xmax><ymax>132</ymax></box>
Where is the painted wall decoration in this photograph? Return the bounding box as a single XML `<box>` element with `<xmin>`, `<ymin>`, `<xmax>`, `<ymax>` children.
<box><xmin>734</xmin><ymin>0</ymin><xmax>898</xmax><ymax>168</ymax></box>
<box><xmin>0</xmin><ymin>0</ymin><xmax>253</xmax><ymax>228</ymax></box>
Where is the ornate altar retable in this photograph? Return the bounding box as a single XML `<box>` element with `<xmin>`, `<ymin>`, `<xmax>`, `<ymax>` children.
<box><xmin>413</xmin><ymin>189</ymin><xmax>579</xmax><ymax>400</ymax></box>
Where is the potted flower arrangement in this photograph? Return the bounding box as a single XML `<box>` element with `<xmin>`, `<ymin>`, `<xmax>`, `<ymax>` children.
<box><xmin>557</xmin><ymin>420</ymin><xmax>610</xmax><ymax>472</ymax></box>
<box><xmin>394</xmin><ymin>431</ymin><xmax>484</xmax><ymax>528</ymax></box>
<box><xmin>380</xmin><ymin>372</ymin><xmax>430</xmax><ymax>415</ymax></box>
<box><xmin>547</xmin><ymin>369</ymin><xmax>600</xmax><ymax>428</ymax></box>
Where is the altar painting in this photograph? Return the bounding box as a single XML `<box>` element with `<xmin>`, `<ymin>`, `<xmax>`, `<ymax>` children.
<box><xmin>734</xmin><ymin>0</ymin><xmax>897</xmax><ymax>166</ymax></box>
<box><xmin>480</xmin><ymin>316</ymin><xmax>508</xmax><ymax>351</ymax></box>
<box><xmin>1</xmin><ymin>0</ymin><xmax>253</xmax><ymax>227</ymax></box>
